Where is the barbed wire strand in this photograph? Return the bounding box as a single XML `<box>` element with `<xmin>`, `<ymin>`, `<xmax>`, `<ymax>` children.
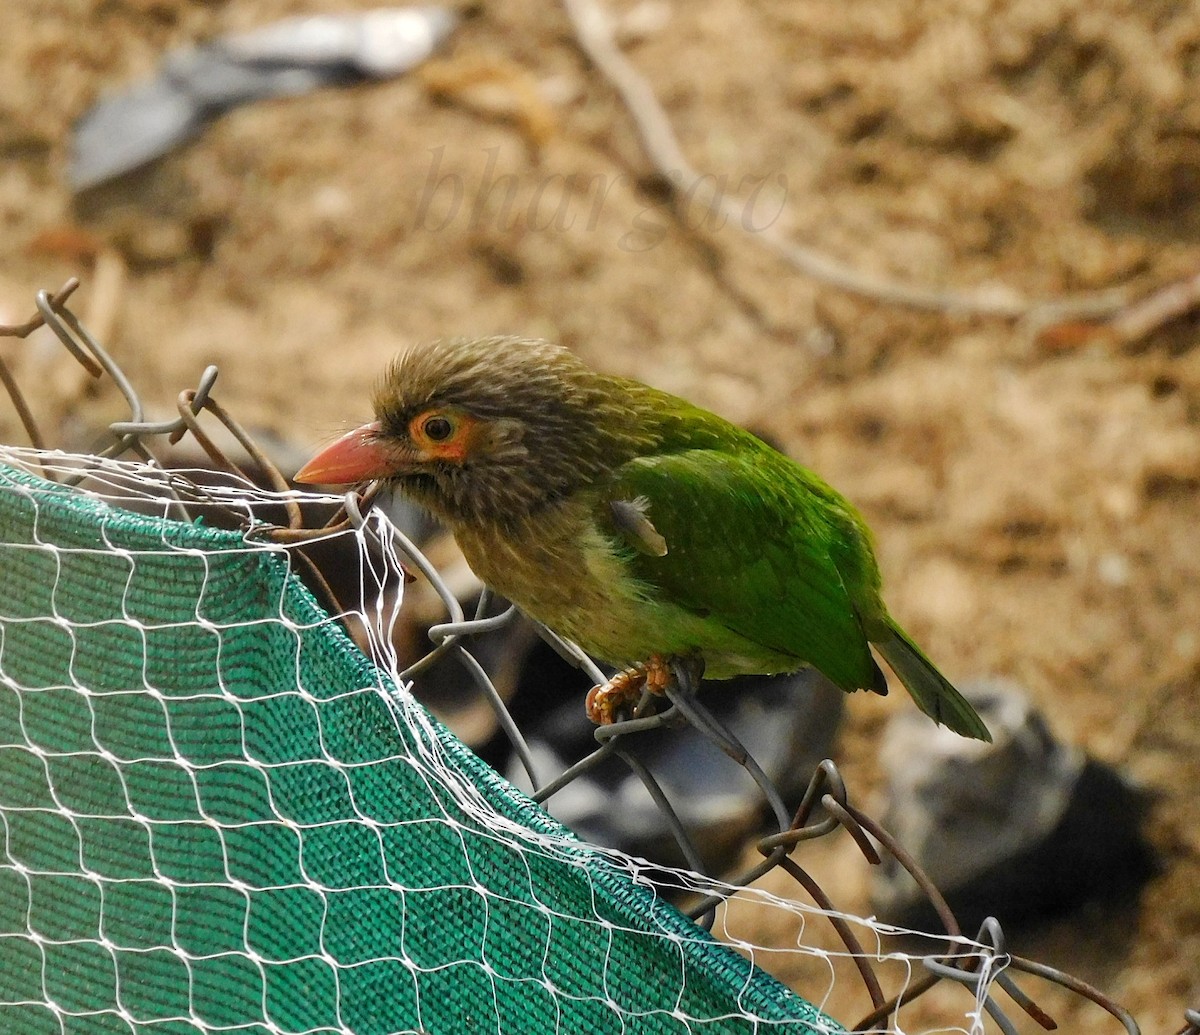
<box><xmin>0</xmin><ymin>281</ymin><xmax>1163</xmax><ymax>1034</ymax></box>
<box><xmin>378</xmin><ymin>519</ymin><xmax>544</xmax><ymax>789</ymax></box>
<box><xmin>0</xmin><ymin>279</ymin><xmax>85</xmax><ymax>478</ymax></box>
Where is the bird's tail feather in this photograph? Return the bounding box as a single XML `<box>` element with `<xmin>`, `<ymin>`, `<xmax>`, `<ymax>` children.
<box><xmin>873</xmin><ymin>621</ymin><xmax>992</xmax><ymax>741</ymax></box>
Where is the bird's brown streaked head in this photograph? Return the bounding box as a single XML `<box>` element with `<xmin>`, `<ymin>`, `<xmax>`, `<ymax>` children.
<box><xmin>295</xmin><ymin>336</ymin><xmax>658</xmax><ymax>525</ymax></box>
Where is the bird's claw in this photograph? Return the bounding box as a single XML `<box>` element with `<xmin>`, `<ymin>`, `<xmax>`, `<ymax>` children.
<box><xmin>586</xmin><ymin>654</ymin><xmax>672</xmax><ymax>725</ymax></box>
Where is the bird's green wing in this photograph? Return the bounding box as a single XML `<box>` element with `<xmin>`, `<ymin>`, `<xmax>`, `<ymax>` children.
<box><xmin>602</xmin><ymin>447</ymin><xmax>882</xmax><ymax>692</ymax></box>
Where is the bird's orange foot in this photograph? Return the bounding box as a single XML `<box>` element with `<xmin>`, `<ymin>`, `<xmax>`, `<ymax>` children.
<box><xmin>585</xmin><ymin>653</ymin><xmax>673</xmax><ymax>725</ymax></box>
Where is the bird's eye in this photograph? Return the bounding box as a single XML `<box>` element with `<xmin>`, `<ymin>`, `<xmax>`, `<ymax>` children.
<box><xmin>421</xmin><ymin>415</ymin><xmax>454</xmax><ymax>441</ymax></box>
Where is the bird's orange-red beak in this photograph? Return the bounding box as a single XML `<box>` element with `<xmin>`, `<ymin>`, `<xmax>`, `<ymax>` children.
<box><xmin>294</xmin><ymin>420</ymin><xmax>393</xmax><ymax>485</ymax></box>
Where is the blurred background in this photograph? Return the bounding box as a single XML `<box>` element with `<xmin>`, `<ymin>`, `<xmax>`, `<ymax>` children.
<box><xmin>1</xmin><ymin>0</ymin><xmax>1197</xmax><ymax>1029</ymax></box>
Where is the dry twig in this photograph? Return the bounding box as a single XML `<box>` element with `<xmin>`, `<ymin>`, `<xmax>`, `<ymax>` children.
<box><xmin>1038</xmin><ymin>267</ymin><xmax>1200</xmax><ymax>351</ymax></box>
<box><xmin>560</xmin><ymin>0</ymin><xmax>1134</xmax><ymax>324</ymax></box>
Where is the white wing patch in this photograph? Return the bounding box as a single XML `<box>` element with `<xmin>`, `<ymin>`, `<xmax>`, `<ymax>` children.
<box><xmin>609</xmin><ymin>497</ymin><xmax>668</xmax><ymax>557</ymax></box>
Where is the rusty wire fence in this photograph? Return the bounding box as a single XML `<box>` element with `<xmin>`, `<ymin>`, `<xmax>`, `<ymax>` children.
<box><xmin>1</xmin><ymin>280</ymin><xmax>1194</xmax><ymax>1035</ymax></box>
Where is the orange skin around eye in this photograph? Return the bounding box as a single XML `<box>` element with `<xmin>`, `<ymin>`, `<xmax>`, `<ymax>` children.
<box><xmin>407</xmin><ymin>410</ymin><xmax>481</xmax><ymax>463</ymax></box>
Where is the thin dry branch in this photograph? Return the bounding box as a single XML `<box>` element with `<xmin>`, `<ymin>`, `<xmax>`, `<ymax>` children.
<box><xmin>1039</xmin><ymin>266</ymin><xmax>1200</xmax><ymax>351</ymax></box>
<box><xmin>560</xmin><ymin>0</ymin><xmax>1135</xmax><ymax>324</ymax></box>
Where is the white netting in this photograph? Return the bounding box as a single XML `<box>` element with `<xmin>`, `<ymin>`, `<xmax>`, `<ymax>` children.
<box><xmin>0</xmin><ymin>446</ymin><xmax>1028</xmax><ymax>1035</ymax></box>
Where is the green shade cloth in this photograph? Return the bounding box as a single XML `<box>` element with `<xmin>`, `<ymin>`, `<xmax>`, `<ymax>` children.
<box><xmin>0</xmin><ymin>463</ymin><xmax>837</xmax><ymax>1034</ymax></box>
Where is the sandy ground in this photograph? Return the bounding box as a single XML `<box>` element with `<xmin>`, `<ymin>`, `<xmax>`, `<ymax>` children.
<box><xmin>1</xmin><ymin>0</ymin><xmax>1198</xmax><ymax>1030</ymax></box>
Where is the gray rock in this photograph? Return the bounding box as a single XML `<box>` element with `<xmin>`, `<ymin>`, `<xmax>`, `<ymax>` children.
<box><xmin>71</xmin><ymin>7</ymin><xmax>458</xmax><ymax>191</ymax></box>
<box><xmin>872</xmin><ymin>679</ymin><xmax>1155</xmax><ymax>932</ymax></box>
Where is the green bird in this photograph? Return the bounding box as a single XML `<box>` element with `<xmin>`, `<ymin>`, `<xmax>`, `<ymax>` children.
<box><xmin>294</xmin><ymin>336</ymin><xmax>991</xmax><ymax>741</ymax></box>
